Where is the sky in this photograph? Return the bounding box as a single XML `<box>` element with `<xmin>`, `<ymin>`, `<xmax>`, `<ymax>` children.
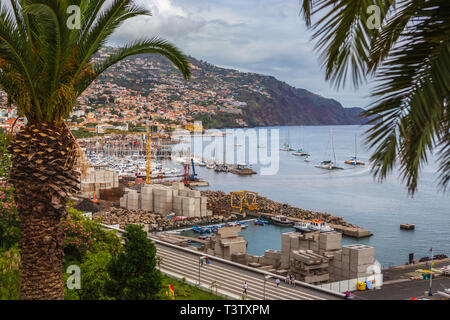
<box><xmin>1</xmin><ymin>0</ymin><xmax>372</xmax><ymax>108</ymax></box>
<box><xmin>108</xmin><ymin>0</ymin><xmax>374</xmax><ymax>109</ymax></box>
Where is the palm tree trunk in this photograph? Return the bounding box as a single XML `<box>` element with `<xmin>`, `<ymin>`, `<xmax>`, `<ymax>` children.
<box><xmin>9</xmin><ymin>122</ymin><xmax>80</xmax><ymax>300</ymax></box>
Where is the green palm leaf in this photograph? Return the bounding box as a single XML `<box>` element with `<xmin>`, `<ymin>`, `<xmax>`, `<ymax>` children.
<box><xmin>301</xmin><ymin>0</ymin><xmax>450</xmax><ymax>194</ymax></box>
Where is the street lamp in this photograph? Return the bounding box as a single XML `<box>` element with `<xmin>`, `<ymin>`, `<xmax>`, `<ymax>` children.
<box><xmin>263</xmin><ymin>275</ymin><xmax>272</xmax><ymax>300</ymax></box>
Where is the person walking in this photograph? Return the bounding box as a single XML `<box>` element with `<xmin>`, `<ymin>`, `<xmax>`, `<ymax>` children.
<box><xmin>286</xmin><ymin>274</ymin><xmax>290</xmax><ymax>284</ymax></box>
<box><xmin>291</xmin><ymin>275</ymin><xmax>296</xmax><ymax>287</ymax></box>
<box><xmin>276</xmin><ymin>278</ymin><xmax>280</xmax><ymax>287</ymax></box>
<box><xmin>243</xmin><ymin>281</ymin><xmax>248</xmax><ymax>295</ymax></box>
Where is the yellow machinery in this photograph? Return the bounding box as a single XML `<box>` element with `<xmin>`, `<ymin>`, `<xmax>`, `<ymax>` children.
<box><xmin>230</xmin><ymin>191</ymin><xmax>258</xmax><ymax>213</ymax></box>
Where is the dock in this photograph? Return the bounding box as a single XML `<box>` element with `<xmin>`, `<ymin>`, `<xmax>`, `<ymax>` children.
<box><xmin>256</xmin><ymin>212</ymin><xmax>372</xmax><ymax>239</ymax></box>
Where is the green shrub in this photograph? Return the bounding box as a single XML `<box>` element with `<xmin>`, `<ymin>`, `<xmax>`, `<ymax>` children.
<box><xmin>105</xmin><ymin>225</ymin><xmax>162</xmax><ymax>300</ymax></box>
<box><xmin>0</xmin><ymin>247</ymin><xmax>20</xmax><ymax>300</ymax></box>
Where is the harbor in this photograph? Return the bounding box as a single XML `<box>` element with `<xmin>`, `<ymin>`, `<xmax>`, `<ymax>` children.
<box><xmin>77</xmin><ymin>125</ymin><xmax>449</xmax><ymax>267</ymax></box>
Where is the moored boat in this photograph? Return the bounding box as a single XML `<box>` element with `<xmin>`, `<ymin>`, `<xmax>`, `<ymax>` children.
<box><xmin>270</xmin><ymin>215</ymin><xmax>294</xmax><ymax>226</ymax></box>
<box><xmin>254</xmin><ymin>220</ymin><xmax>265</xmax><ymax>226</ymax></box>
<box><xmin>294</xmin><ymin>220</ymin><xmax>334</xmax><ymax>233</ymax></box>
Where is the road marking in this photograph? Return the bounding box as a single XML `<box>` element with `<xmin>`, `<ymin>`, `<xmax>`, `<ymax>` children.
<box><xmin>156</xmin><ymin>245</ymin><xmax>327</xmax><ymax>300</ymax></box>
<box><xmin>156</xmin><ymin>245</ymin><xmax>326</xmax><ymax>300</ymax></box>
<box><xmin>159</xmin><ymin>252</ymin><xmax>309</xmax><ymax>300</ymax></box>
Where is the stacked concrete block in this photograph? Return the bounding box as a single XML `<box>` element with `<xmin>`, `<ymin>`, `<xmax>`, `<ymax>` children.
<box><xmin>348</xmin><ymin>245</ymin><xmax>375</xmax><ymax>278</ymax></box>
<box><xmin>208</xmin><ymin>226</ymin><xmax>247</xmax><ymax>259</ymax></box>
<box><xmin>290</xmin><ymin>250</ymin><xmax>330</xmax><ymax>284</ymax></box>
<box><xmin>262</xmin><ymin>250</ymin><xmax>281</xmax><ymax>268</ymax></box>
<box><xmin>231</xmin><ymin>252</ymin><xmax>248</xmax><ymax>265</ymax></box>
<box><xmin>179</xmin><ymin>189</ymin><xmax>189</xmax><ymax>197</ymax></box>
<box><xmin>280</xmin><ymin>232</ymin><xmax>293</xmax><ymax>268</ymax></box>
<box><xmin>200</xmin><ymin>197</ymin><xmax>208</xmax><ymax>217</ymax></box>
<box><xmin>182</xmin><ymin>197</ymin><xmax>196</xmax><ymax>217</ymax></box>
<box><xmin>332</xmin><ymin>244</ymin><xmax>375</xmax><ymax>280</ymax></box>
<box><xmin>119</xmin><ymin>194</ymin><xmax>128</xmax><ymax>208</ymax></box>
<box><xmin>172</xmin><ymin>195</ymin><xmax>183</xmax><ymax>216</ymax></box>
<box><xmin>319</xmin><ymin>232</ymin><xmax>342</xmax><ymax>252</ymax></box>
<box><xmin>113</xmin><ymin>172</ymin><xmax>119</xmax><ymax>188</ymax></box>
<box><xmin>120</xmin><ymin>183</ymin><xmax>210</xmax><ymax>218</ymax></box>
<box><xmin>153</xmin><ymin>186</ymin><xmax>173</xmax><ymax>215</ymax></box>
<box><xmin>140</xmin><ymin>186</ymin><xmax>153</xmax><ymax>212</ymax></box>
<box><xmin>127</xmin><ymin>191</ymin><xmax>140</xmax><ymax>210</ymax></box>
<box><xmin>172</xmin><ymin>182</ymin><xmax>185</xmax><ymax>190</ymax></box>
<box><xmin>188</xmin><ymin>189</ymin><xmax>201</xmax><ymax>198</ymax></box>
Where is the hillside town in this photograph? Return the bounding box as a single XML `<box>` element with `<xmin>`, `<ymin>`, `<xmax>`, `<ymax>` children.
<box><xmin>0</xmin><ymin>47</ymin><xmax>273</xmax><ymax>134</ymax></box>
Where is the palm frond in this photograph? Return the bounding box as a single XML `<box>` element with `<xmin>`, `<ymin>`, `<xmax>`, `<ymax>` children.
<box><xmin>300</xmin><ymin>0</ymin><xmax>393</xmax><ymax>89</ymax></box>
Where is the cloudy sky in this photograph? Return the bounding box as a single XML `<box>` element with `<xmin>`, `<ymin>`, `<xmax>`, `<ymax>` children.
<box><xmin>112</xmin><ymin>0</ymin><xmax>372</xmax><ymax>108</ymax></box>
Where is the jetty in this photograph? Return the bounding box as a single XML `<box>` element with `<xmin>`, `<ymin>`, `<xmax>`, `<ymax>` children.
<box><xmin>257</xmin><ymin>212</ymin><xmax>372</xmax><ymax>239</ymax></box>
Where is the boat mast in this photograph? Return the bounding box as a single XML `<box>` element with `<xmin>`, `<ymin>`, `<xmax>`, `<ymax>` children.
<box><xmin>331</xmin><ymin>129</ymin><xmax>337</xmax><ymax>164</ymax></box>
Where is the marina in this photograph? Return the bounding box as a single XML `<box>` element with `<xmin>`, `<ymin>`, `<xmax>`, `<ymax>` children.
<box><xmin>80</xmin><ymin>125</ymin><xmax>448</xmax><ymax>267</ymax></box>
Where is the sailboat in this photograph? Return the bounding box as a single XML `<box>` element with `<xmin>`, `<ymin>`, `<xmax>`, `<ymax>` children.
<box><xmin>345</xmin><ymin>134</ymin><xmax>365</xmax><ymax>166</ymax></box>
<box><xmin>315</xmin><ymin>130</ymin><xmax>344</xmax><ymax>170</ymax></box>
<box><xmin>280</xmin><ymin>128</ymin><xmax>295</xmax><ymax>151</ymax></box>
<box><xmin>292</xmin><ymin>127</ymin><xmax>310</xmax><ymax>156</ymax></box>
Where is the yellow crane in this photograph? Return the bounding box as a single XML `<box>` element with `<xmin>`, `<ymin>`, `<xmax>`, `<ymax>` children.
<box><xmin>230</xmin><ymin>191</ymin><xmax>258</xmax><ymax>213</ymax></box>
<box><xmin>146</xmin><ymin>124</ymin><xmax>151</xmax><ymax>184</ymax></box>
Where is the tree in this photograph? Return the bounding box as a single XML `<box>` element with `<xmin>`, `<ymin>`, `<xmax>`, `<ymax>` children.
<box><xmin>300</xmin><ymin>0</ymin><xmax>450</xmax><ymax>195</ymax></box>
<box><xmin>79</xmin><ymin>250</ymin><xmax>113</xmax><ymax>300</ymax></box>
<box><xmin>105</xmin><ymin>225</ymin><xmax>162</xmax><ymax>300</ymax></box>
<box><xmin>0</xmin><ymin>132</ymin><xmax>19</xmax><ymax>251</ymax></box>
<box><xmin>0</xmin><ymin>0</ymin><xmax>191</xmax><ymax>299</ymax></box>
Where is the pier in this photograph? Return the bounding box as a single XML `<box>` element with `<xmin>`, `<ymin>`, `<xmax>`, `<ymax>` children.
<box><xmin>255</xmin><ymin>212</ymin><xmax>372</xmax><ymax>239</ymax></box>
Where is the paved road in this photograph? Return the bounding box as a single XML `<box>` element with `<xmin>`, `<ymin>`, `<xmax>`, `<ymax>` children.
<box><xmin>154</xmin><ymin>242</ymin><xmax>341</xmax><ymax>300</ymax></box>
<box><xmin>355</xmin><ymin>277</ymin><xmax>450</xmax><ymax>300</ymax></box>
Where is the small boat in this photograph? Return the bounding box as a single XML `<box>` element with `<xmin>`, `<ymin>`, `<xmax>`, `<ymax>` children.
<box><xmin>304</xmin><ymin>157</ymin><xmax>311</xmax><ymax>163</ymax></box>
<box><xmin>344</xmin><ymin>157</ymin><xmax>365</xmax><ymax>166</ymax></box>
<box><xmin>192</xmin><ymin>226</ymin><xmax>210</xmax><ymax>234</ymax></box>
<box><xmin>254</xmin><ymin>220</ymin><xmax>265</xmax><ymax>226</ymax></box>
<box><xmin>206</xmin><ymin>162</ymin><xmax>215</xmax><ymax>169</ymax></box>
<box><xmin>316</xmin><ymin>130</ymin><xmax>344</xmax><ymax>170</ymax></box>
<box><xmin>315</xmin><ymin>160</ymin><xmax>344</xmax><ymax>170</ymax></box>
<box><xmin>280</xmin><ymin>142</ymin><xmax>295</xmax><ymax>151</ymax></box>
<box><xmin>270</xmin><ymin>215</ymin><xmax>294</xmax><ymax>226</ymax></box>
<box><xmin>292</xmin><ymin>148</ymin><xmax>310</xmax><ymax>157</ymax></box>
<box><xmin>294</xmin><ymin>220</ymin><xmax>334</xmax><ymax>233</ymax></box>
<box><xmin>344</xmin><ymin>134</ymin><xmax>365</xmax><ymax>166</ymax></box>
<box><xmin>198</xmin><ymin>235</ymin><xmax>211</xmax><ymax>241</ymax></box>
<box><xmin>235</xmin><ymin>221</ymin><xmax>248</xmax><ymax>229</ymax></box>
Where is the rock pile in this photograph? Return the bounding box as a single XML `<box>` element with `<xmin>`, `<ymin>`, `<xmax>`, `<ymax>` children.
<box><xmin>92</xmin><ymin>207</ymin><xmax>235</xmax><ymax>232</ymax></box>
<box><xmin>201</xmin><ymin>190</ymin><xmax>356</xmax><ymax>228</ymax></box>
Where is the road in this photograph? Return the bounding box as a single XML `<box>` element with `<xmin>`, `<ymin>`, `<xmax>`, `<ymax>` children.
<box><xmin>154</xmin><ymin>241</ymin><xmax>341</xmax><ymax>300</ymax></box>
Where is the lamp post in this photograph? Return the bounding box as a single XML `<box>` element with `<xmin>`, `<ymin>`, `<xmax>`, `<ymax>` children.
<box><xmin>429</xmin><ymin>247</ymin><xmax>433</xmax><ymax>296</ymax></box>
<box><xmin>263</xmin><ymin>275</ymin><xmax>272</xmax><ymax>300</ymax></box>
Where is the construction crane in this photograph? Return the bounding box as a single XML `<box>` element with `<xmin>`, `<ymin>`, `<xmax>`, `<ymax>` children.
<box><xmin>146</xmin><ymin>123</ymin><xmax>151</xmax><ymax>184</ymax></box>
<box><xmin>230</xmin><ymin>191</ymin><xmax>258</xmax><ymax>214</ymax></box>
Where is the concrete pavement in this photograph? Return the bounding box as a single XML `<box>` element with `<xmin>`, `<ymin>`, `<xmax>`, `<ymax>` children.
<box><xmin>154</xmin><ymin>241</ymin><xmax>342</xmax><ymax>300</ymax></box>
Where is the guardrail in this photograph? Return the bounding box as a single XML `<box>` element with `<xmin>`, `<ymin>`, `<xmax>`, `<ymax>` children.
<box><xmin>102</xmin><ymin>224</ymin><xmax>345</xmax><ymax>299</ymax></box>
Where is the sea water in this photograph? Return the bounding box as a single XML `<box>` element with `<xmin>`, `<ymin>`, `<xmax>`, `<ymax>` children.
<box><xmin>172</xmin><ymin>125</ymin><xmax>449</xmax><ymax>267</ymax></box>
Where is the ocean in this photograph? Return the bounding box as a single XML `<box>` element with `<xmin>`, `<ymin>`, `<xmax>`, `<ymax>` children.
<box><xmin>172</xmin><ymin>125</ymin><xmax>449</xmax><ymax>267</ymax></box>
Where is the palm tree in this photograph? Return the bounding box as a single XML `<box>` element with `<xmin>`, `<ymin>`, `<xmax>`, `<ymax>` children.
<box><xmin>300</xmin><ymin>0</ymin><xmax>449</xmax><ymax>195</ymax></box>
<box><xmin>0</xmin><ymin>0</ymin><xmax>191</xmax><ymax>299</ymax></box>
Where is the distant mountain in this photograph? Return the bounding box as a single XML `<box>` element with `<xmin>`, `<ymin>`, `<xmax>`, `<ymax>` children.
<box><xmin>98</xmin><ymin>50</ymin><xmax>370</xmax><ymax>128</ymax></box>
<box><xmin>233</xmin><ymin>76</ymin><xmax>369</xmax><ymax>127</ymax></box>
